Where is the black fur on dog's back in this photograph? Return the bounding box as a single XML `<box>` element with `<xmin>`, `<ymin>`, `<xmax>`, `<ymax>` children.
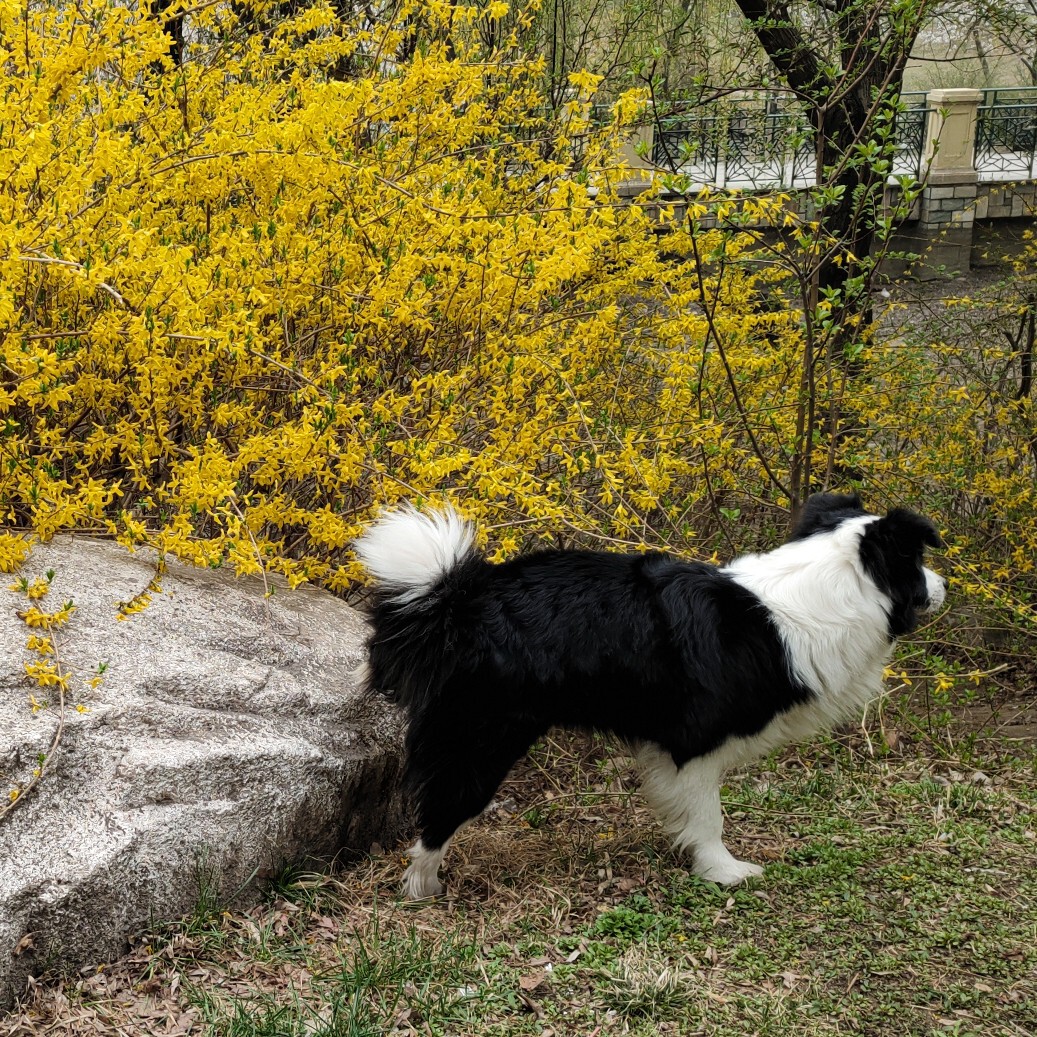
<box><xmin>364</xmin><ymin>546</ymin><xmax>813</xmax><ymax>771</ymax></box>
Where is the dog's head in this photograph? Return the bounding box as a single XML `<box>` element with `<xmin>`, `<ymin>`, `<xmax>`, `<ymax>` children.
<box><xmin>791</xmin><ymin>493</ymin><xmax>947</xmax><ymax>638</ymax></box>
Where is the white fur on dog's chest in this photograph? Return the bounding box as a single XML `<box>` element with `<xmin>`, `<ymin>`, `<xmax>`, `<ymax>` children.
<box><xmin>724</xmin><ymin>515</ymin><xmax>894</xmax><ymax>727</ymax></box>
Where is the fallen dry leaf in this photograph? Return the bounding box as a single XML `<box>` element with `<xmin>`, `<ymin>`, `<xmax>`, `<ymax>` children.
<box><xmin>519</xmin><ymin>970</ymin><xmax>547</xmax><ymax>992</ymax></box>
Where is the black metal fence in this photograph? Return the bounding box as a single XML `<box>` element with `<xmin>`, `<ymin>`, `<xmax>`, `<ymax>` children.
<box><xmin>976</xmin><ymin>88</ymin><xmax>1037</xmax><ymax>181</ymax></box>
<box><xmin>646</xmin><ymin>88</ymin><xmax>1037</xmax><ymax>189</ymax></box>
<box><xmin>652</xmin><ymin>102</ymin><xmax>817</xmax><ymax>189</ymax></box>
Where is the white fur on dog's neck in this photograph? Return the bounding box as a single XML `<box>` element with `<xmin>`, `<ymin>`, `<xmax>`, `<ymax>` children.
<box><xmin>724</xmin><ymin>517</ymin><xmax>892</xmax><ymax>728</ymax></box>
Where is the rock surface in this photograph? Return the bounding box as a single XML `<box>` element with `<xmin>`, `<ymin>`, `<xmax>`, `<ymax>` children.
<box><xmin>0</xmin><ymin>537</ymin><xmax>405</xmax><ymax>1010</ymax></box>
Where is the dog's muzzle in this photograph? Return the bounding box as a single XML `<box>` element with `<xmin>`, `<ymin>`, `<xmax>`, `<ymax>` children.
<box><xmin>924</xmin><ymin>568</ymin><xmax>948</xmax><ymax>613</ymax></box>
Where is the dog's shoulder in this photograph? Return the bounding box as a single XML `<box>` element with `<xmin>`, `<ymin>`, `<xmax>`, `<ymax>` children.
<box><xmin>640</xmin><ymin>551</ymin><xmax>771</xmax><ymax>623</ymax></box>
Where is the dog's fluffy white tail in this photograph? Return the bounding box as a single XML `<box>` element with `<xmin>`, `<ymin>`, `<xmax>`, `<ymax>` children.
<box><xmin>354</xmin><ymin>505</ymin><xmax>477</xmax><ymax>603</ymax></box>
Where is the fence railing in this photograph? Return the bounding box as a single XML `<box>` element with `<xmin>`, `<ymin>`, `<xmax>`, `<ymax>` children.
<box><xmin>976</xmin><ymin>91</ymin><xmax>1037</xmax><ymax>181</ymax></box>
<box><xmin>652</xmin><ymin>107</ymin><xmax>817</xmax><ymax>190</ymax></box>
<box><xmin>642</xmin><ymin>88</ymin><xmax>1037</xmax><ymax>190</ymax></box>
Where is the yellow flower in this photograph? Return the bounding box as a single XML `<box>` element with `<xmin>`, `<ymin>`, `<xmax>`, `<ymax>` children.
<box><xmin>17</xmin><ymin>605</ymin><xmax>76</xmax><ymax>629</ymax></box>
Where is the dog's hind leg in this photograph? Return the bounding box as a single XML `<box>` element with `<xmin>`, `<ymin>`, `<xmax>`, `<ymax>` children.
<box><xmin>401</xmin><ymin>720</ymin><xmax>540</xmax><ymax>900</ymax></box>
<box><xmin>637</xmin><ymin>744</ymin><xmax>764</xmax><ymax>886</ymax></box>
<box><xmin>402</xmin><ymin>838</ymin><xmax>450</xmax><ymax>901</ymax></box>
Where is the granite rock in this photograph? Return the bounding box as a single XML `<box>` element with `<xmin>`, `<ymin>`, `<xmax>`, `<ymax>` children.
<box><xmin>0</xmin><ymin>537</ymin><xmax>403</xmax><ymax>1008</ymax></box>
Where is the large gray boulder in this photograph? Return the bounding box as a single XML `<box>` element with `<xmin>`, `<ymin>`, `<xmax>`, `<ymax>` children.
<box><xmin>0</xmin><ymin>537</ymin><xmax>405</xmax><ymax>1010</ymax></box>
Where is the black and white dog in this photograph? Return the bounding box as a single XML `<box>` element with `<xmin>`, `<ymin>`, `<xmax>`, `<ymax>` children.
<box><xmin>354</xmin><ymin>493</ymin><xmax>946</xmax><ymax>899</ymax></box>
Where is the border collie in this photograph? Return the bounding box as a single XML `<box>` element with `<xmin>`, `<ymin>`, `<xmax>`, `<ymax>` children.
<box><xmin>354</xmin><ymin>493</ymin><xmax>946</xmax><ymax>899</ymax></box>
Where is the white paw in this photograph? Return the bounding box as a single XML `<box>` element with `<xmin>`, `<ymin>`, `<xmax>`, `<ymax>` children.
<box><xmin>694</xmin><ymin>855</ymin><xmax>764</xmax><ymax>886</ymax></box>
<box><xmin>401</xmin><ymin>839</ymin><xmax>447</xmax><ymax>900</ymax></box>
<box><xmin>402</xmin><ymin>865</ymin><xmax>443</xmax><ymax>900</ymax></box>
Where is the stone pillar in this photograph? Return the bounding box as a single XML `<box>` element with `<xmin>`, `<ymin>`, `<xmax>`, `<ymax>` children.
<box><xmin>923</xmin><ymin>88</ymin><xmax>983</xmax><ymax>183</ymax></box>
<box><xmin>616</xmin><ymin>122</ymin><xmax>664</xmax><ymax>216</ymax></box>
<box><xmin>618</xmin><ymin>122</ymin><xmax>655</xmax><ymax>172</ymax></box>
<box><xmin>916</xmin><ymin>88</ymin><xmax>983</xmax><ymax>274</ymax></box>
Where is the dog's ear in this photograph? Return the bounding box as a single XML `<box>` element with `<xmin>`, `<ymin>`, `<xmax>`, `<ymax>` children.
<box><xmin>860</xmin><ymin>508</ymin><xmax>945</xmax><ymax>639</ymax></box>
<box><xmin>788</xmin><ymin>492</ymin><xmax>867</xmax><ymax>541</ymax></box>
<box><xmin>872</xmin><ymin>507</ymin><xmax>945</xmax><ymax>552</ymax></box>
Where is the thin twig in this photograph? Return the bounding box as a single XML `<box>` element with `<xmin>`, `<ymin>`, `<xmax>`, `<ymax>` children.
<box><xmin>0</xmin><ymin>628</ymin><xmax>69</xmax><ymax>824</ymax></box>
<box><xmin>17</xmin><ymin>254</ymin><xmax>129</xmax><ymax>308</ymax></box>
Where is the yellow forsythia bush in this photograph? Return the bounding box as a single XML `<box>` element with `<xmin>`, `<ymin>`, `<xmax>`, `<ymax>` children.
<box><xmin>858</xmin><ymin>285</ymin><xmax>1037</xmax><ymax>667</ymax></box>
<box><xmin>0</xmin><ymin>0</ymin><xmax>800</xmax><ymax>589</ymax></box>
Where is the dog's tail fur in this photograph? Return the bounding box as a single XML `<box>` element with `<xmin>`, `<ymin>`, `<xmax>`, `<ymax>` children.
<box><xmin>353</xmin><ymin>505</ymin><xmax>481</xmax><ymax>710</ymax></box>
<box><xmin>354</xmin><ymin>505</ymin><xmax>477</xmax><ymax>604</ymax></box>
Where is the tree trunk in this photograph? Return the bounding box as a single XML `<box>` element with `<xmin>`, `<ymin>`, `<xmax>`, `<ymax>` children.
<box><xmin>730</xmin><ymin>0</ymin><xmax>928</xmax><ymax>516</ymax></box>
<box><xmin>150</xmin><ymin>0</ymin><xmax>185</xmax><ymax>69</ymax></box>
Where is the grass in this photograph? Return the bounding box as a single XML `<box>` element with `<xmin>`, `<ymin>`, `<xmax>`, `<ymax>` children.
<box><xmin>3</xmin><ymin>717</ymin><xmax>1036</xmax><ymax>1037</ymax></box>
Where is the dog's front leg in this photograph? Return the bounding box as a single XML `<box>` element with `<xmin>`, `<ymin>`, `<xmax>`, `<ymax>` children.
<box><xmin>637</xmin><ymin>745</ymin><xmax>764</xmax><ymax>886</ymax></box>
